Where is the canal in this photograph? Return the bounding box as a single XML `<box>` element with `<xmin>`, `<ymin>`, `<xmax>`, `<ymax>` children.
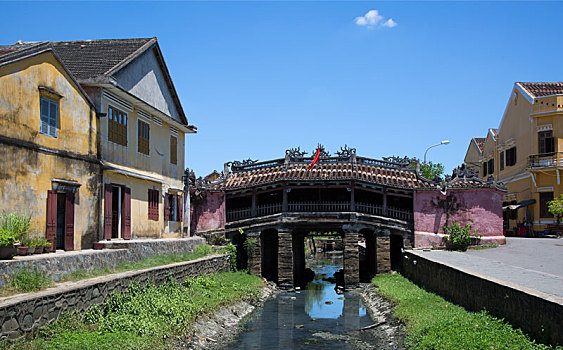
<box><xmin>224</xmin><ymin>252</ymin><xmax>387</xmax><ymax>349</ymax></box>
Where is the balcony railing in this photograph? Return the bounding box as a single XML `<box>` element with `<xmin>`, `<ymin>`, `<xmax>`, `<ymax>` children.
<box><xmin>256</xmin><ymin>203</ymin><xmax>283</xmax><ymax>216</ymax></box>
<box><xmin>288</xmin><ymin>201</ymin><xmax>349</xmax><ymax>212</ymax></box>
<box><xmin>226</xmin><ymin>207</ymin><xmax>252</xmax><ymax>221</ymax></box>
<box><xmin>226</xmin><ymin>201</ymin><xmax>413</xmax><ymax>222</ymax></box>
<box><xmin>529</xmin><ymin>152</ymin><xmax>563</xmax><ymax>168</ymax></box>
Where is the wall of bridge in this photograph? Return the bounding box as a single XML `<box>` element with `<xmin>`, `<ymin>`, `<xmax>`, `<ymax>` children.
<box><xmin>413</xmin><ymin>188</ymin><xmax>505</xmax><ymax>248</ymax></box>
<box><xmin>189</xmin><ymin>192</ymin><xmax>225</xmax><ymax>234</ymax></box>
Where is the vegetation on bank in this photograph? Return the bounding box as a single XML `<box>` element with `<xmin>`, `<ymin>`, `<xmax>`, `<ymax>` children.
<box><xmin>373</xmin><ymin>274</ymin><xmax>559</xmax><ymax>350</ymax></box>
<box><xmin>3</xmin><ymin>271</ymin><xmax>264</xmax><ymax>350</ymax></box>
<box><xmin>0</xmin><ymin>244</ymin><xmax>229</xmax><ymax>297</ymax></box>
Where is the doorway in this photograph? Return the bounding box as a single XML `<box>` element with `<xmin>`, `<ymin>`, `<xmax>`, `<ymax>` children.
<box><xmin>111</xmin><ymin>186</ymin><xmax>121</xmax><ymax>239</ymax></box>
<box><xmin>56</xmin><ymin>193</ymin><xmax>66</xmax><ymax>250</ymax></box>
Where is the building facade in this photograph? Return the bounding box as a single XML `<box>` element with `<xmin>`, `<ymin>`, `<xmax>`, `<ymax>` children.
<box><xmin>49</xmin><ymin>38</ymin><xmax>196</xmax><ymax>240</ymax></box>
<box><xmin>465</xmin><ymin>82</ymin><xmax>563</xmax><ymax>234</ymax></box>
<box><xmin>0</xmin><ymin>37</ymin><xmax>195</xmax><ymax>248</ymax></box>
<box><xmin>0</xmin><ymin>42</ymin><xmax>101</xmax><ymax>250</ymax></box>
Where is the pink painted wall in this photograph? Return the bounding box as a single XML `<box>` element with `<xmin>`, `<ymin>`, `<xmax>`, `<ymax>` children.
<box><xmin>414</xmin><ymin>188</ymin><xmax>505</xmax><ymax>247</ymax></box>
<box><xmin>190</xmin><ymin>192</ymin><xmax>226</xmax><ymax>234</ymax></box>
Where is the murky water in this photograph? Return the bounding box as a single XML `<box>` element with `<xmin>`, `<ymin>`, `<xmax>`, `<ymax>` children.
<box><xmin>224</xmin><ymin>253</ymin><xmax>380</xmax><ymax>349</ymax></box>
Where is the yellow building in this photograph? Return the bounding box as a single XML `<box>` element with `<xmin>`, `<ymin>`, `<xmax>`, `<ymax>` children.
<box><xmin>464</xmin><ymin>137</ymin><xmax>485</xmax><ymax>175</ymax></box>
<box><xmin>49</xmin><ymin>38</ymin><xmax>196</xmax><ymax>240</ymax></box>
<box><xmin>465</xmin><ymin>82</ymin><xmax>563</xmax><ymax>234</ymax></box>
<box><xmin>0</xmin><ymin>42</ymin><xmax>100</xmax><ymax>250</ymax></box>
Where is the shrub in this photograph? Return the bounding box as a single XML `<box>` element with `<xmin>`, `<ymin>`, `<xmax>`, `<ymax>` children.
<box><xmin>443</xmin><ymin>223</ymin><xmax>474</xmax><ymax>251</ymax></box>
<box><xmin>0</xmin><ymin>227</ymin><xmax>18</xmax><ymax>247</ymax></box>
<box><xmin>9</xmin><ymin>270</ymin><xmax>53</xmax><ymax>293</ymax></box>
<box><xmin>221</xmin><ymin>243</ymin><xmax>237</xmax><ymax>271</ymax></box>
<box><xmin>548</xmin><ymin>194</ymin><xmax>563</xmax><ymax>225</ymax></box>
<box><xmin>0</xmin><ymin>213</ymin><xmax>32</xmax><ymax>243</ymax></box>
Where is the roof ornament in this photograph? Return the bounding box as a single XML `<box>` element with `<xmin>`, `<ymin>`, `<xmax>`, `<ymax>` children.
<box><xmin>285</xmin><ymin>147</ymin><xmax>308</xmax><ymax>159</ymax></box>
<box><xmin>382</xmin><ymin>156</ymin><xmax>411</xmax><ymax>167</ymax></box>
<box><xmin>313</xmin><ymin>144</ymin><xmax>331</xmax><ymax>158</ymax></box>
<box><xmin>230</xmin><ymin>158</ymin><xmax>258</xmax><ymax>171</ymax></box>
<box><xmin>335</xmin><ymin>145</ymin><xmax>356</xmax><ymax>158</ymax></box>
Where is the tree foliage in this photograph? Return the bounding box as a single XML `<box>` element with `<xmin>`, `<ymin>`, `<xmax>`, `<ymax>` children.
<box><xmin>548</xmin><ymin>194</ymin><xmax>563</xmax><ymax>225</ymax></box>
<box><xmin>419</xmin><ymin>161</ymin><xmax>445</xmax><ymax>181</ymax></box>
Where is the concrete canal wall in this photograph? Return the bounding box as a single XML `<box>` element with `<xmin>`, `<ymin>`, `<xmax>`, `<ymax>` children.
<box><xmin>402</xmin><ymin>250</ymin><xmax>562</xmax><ymax>346</ymax></box>
<box><xmin>0</xmin><ymin>254</ymin><xmax>230</xmax><ymax>341</ymax></box>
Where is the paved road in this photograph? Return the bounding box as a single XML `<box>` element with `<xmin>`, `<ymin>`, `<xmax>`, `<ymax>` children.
<box><xmin>411</xmin><ymin>237</ymin><xmax>563</xmax><ymax>298</ymax></box>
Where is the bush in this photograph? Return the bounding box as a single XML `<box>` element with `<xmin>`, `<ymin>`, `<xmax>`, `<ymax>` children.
<box><xmin>443</xmin><ymin>223</ymin><xmax>474</xmax><ymax>251</ymax></box>
<box><xmin>0</xmin><ymin>227</ymin><xmax>18</xmax><ymax>247</ymax></box>
<box><xmin>220</xmin><ymin>243</ymin><xmax>237</xmax><ymax>271</ymax></box>
<box><xmin>9</xmin><ymin>270</ymin><xmax>53</xmax><ymax>293</ymax></box>
<box><xmin>0</xmin><ymin>213</ymin><xmax>32</xmax><ymax>243</ymax></box>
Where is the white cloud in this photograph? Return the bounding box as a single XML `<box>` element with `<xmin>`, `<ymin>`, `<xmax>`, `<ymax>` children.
<box><xmin>382</xmin><ymin>18</ymin><xmax>398</xmax><ymax>28</ymax></box>
<box><xmin>355</xmin><ymin>10</ymin><xmax>397</xmax><ymax>29</ymax></box>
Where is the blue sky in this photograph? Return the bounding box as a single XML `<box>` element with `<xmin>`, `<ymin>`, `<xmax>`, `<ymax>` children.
<box><xmin>2</xmin><ymin>1</ymin><xmax>563</xmax><ymax>176</ymax></box>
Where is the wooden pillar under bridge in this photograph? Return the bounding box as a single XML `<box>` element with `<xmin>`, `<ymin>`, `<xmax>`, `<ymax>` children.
<box><xmin>377</xmin><ymin>230</ymin><xmax>391</xmax><ymax>274</ymax></box>
<box><xmin>278</xmin><ymin>230</ymin><xmax>293</xmax><ymax>288</ymax></box>
<box><xmin>344</xmin><ymin>231</ymin><xmax>359</xmax><ymax>286</ymax></box>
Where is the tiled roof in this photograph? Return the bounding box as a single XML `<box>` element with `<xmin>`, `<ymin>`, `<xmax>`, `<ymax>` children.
<box><xmin>518</xmin><ymin>82</ymin><xmax>563</xmax><ymax>98</ymax></box>
<box><xmin>489</xmin><ymin>128</ymin><xmax>498</xmax><ymax>137</ymax></box>
<box><xmin>0</xmin><ymin>41</ymin><xmax>49</xmax><ymax>66</ymax></box>
<box><xmin>50</xmin><ymin>38</ymin><xmax>154</xmax><ymax>81</ymax></box>
<box><xmin>220</xmin><ymin>161</ymin><xmax>436</xmax><ymax>191</ymax></box>
<box><xmin>473</xmin><ymin>138</ymin><xmax>486</xmax><ymax>152</ymax></box>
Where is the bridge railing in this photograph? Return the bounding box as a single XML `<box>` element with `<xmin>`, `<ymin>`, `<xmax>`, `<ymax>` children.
<box><xmin>256</xmin><ymin>203</ymin><xmax>283</xmax><ymax>216</ymax></box>
<box><xmin>226</xmin><ymin>201</ymin><xmax>413</xmax><ymax>222</ymax></box>
<box><xmin>288</xmin><ymin>201</ymin><xmax>349</xmax><ymax>212</ymax></box>
<box><xmin>226</xmin><ymin>207</ymin><xmax>252</xmax><ymax>221</ymax></box>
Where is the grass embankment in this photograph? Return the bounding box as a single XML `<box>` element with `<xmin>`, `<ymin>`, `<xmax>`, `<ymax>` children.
<box><xmin>0</xmin><ymin>244</ymin><xmax>226</xmax><ymax>297</ymax></box>
<box><xmin>3</xmin><ymin>271</ymin><xmax>264</xmax><ymax>350</ymax></box>
<box><xmin>373</xmin><ymin>274</ymin><xmax>560</xmax><ymax>350</ymax></box>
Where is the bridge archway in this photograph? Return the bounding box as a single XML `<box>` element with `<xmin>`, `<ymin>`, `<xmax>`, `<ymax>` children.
<box><xmin>260</xmin><ymin>228</ymin><xmax>278</xmax><ymax>283</ymax></box>
<box><xmin>359</xmin><ymin>229</ymin><xmax>377</xmax><ymax>282</ymax></box>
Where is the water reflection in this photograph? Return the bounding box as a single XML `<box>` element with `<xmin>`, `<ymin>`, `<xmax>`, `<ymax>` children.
<box><xmin>224</xmin><ymin>253</ymin><xmax>375</xmax><ymax>350</ymax></box>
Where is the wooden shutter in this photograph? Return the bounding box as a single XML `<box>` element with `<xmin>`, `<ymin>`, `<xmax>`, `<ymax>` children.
<box><xmin>177</xmin><ymin>195</ymin><xmax>183</xmax><ymax>222</ymax></box>
<box><xmin>148</xmin><ymin>190</ymin><xmax>153</xmax><ymax>220</ymax></box>
<box><xmin>122</xmin><ymin>187</ymin><xmax>131</xmax><ymax>240</ymax></box>
<box><xmin>64</xmin><ymin>192</ymin><xmax>75</xmax><ymax>251</ymax></box>
<box><xmin>164</xmin><ymin>194</ymin><xmax>170</xmax><ymax>221</ymax></box>
<box><xmin>46</xmin><ymin>191</ymin><xmax>57</xmax><ymax>250</ymax></box>
<box><xmin>104</xmin><ymin>185</ymin><xmax>113</xmax><ymax>240</ymax></box>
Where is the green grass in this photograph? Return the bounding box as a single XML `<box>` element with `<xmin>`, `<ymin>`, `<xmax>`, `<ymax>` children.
<box><xmin>373</xmin><ymin>273</ymin><xmax>560</xmax><ymax>350</ymax></box>
<box><xmin>3</xmin><ymin>271</ymin><xmax>263</xmax><ymax>350</ymax></box>
<box><xmin>0</xmin><ymin>270</ymin><xmax>54</xmax><ymax>296</ymax></box>
<box><xmin>61</xmin><ymin>244</ymin><xmax>217</xmax><ymax>282</ymax></box>
<box><xmin>0</xmin><ymin>245</ymin><xmax>222</xmax><ymax>297</ymax></box>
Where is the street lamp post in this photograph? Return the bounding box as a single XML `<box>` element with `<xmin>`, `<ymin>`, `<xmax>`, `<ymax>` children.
<box><xmin>423</xmin><ymin>140</ymin><xmax>450</xmax><ymax>163</ymax></box>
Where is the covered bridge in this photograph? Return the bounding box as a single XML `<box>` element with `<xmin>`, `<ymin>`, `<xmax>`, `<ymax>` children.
<box><xmin>189</xmin><ymin>146</ymin><xmax>506</xmax><ymax>288</ymax></box>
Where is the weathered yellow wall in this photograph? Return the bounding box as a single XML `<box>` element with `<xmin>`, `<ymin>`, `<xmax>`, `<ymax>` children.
<box><xmin>102</xmin><ymin>172</ymin><xmax>183</xmax><ymax>238</ymax></box>
<box><xmin>463</xmin><ymin>141</ymin><xmax>482</xmax><ymax>175</ymax></box>
<box><xmin>0</xmin><ymin>53</ymin><xmax>97</xmax><ymax>157</ymax></box>
<box><xmin>0</xmin><ymin>52</ymin><xmax>100</xmax><ymax>249</ymax></box>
